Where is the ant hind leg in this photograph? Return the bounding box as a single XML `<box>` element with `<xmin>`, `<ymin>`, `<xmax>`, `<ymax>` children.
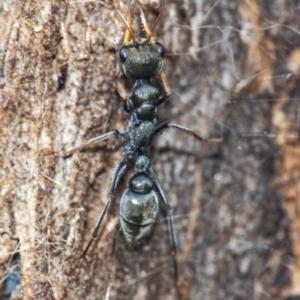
<box><xmin>83</xmin><ymin>160</ymin><xmax>128</xmax><ymax>256</ymax></box>
<box><xmin>148</xmin><ymin>166</ymin><xmax>181</xmax><ymax>298</ymax></box>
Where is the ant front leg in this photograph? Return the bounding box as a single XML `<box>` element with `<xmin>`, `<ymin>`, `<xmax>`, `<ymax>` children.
<box><xmin>158</xmin><ymin>72</ymin><xmax>171</xmax><ymax>105</ymax></box>
<box><xmin>115</xmin><ymin>79</ymin><xmax>131</xmax><ymax>114</ymax></box>
<box><xmin>155</xmin><ymin>122</ymin><xmax>222</xmax><ymax>143</ymax></box>
<box><xmin>83</xmin><ymin>161</ymin><xmax>128</xmax><ymax>256</ymax></box>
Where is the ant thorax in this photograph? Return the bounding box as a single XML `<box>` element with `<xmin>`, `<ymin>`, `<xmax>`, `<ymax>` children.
<box><xmin>127</xmin><ymin>79</ymin><xmax>160</xmax><ymax>121</ymax></box>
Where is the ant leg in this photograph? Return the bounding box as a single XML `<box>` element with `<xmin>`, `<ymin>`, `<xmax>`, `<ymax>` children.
<box><xmin>148</xmin><ymin>166</ymin><xmax>178</xmax><ymax>281</ymax></box>
<box><xmin>83</xmin><ymin>161</ymin><xmax>127</xmax><ymax>256</ymax></box>
<box><xmin>57</xmin><ymin>129</ymin><xmax>127</xmax><ymax>157</ymax></box>
<box><xmin>58</xmin><ymin>23</ymin><xmax>70</xmax><ymax>90</ymax></box>
<box><xmin>158</xmin><ymin>72</ymin><xmax>171</xmax><ymax>105</ymax></box>
<box><xmin>115</xmin><ymin>62</ymin><xmax>131</xmax><ymax>113</ymax></box>
<box><xmin>116</xmin><ymin>79</ymin><xmax>129</xmax><ymax>100</ymax></box>
<box><xmin>149</xmin><ymin>166</ymin><xmax>186</xmax><ymax>300</ymax></box>
<box><xmin>120</xmin><ymin>103</ymin><xmax>130</xmax><ymax>114</ymax></box>
<box><xmin>115</xmin><ymin>76</ymin><xmax>130</xmax><ymax>114</ymax></box>
<box><xmin>155</xmin><ymin>122</ymin><xmax>222</xmax><ymax>143</ymax></box>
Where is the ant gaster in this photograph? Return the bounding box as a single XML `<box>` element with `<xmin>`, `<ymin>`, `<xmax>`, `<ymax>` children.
<box><xmin>62</xmin><ymin>0</ymin><xmax>221</xmax><ymax>257</ymax></box>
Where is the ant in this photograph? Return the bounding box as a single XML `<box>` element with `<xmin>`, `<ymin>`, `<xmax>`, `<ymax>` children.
<box><xmin>61</xmin><ymin>0</ymin><xmax>220</xmax><ymax>262</ymax></box>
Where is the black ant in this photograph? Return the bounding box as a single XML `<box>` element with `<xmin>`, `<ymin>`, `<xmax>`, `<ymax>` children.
<box><xmin>60</xmin><ymin>0</ymin><xmax>220</xmax><ymax>262</ymax></box>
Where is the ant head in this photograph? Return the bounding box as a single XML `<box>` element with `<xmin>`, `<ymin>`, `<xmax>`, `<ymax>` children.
<box><xmin>114</xmin><ymin>0</ymin><xmax>166</xmax><ymax>79</ymax></box>
<box><xmin>119</xmin><ymin>41</ymin><xmax>164</xmax><ymax>79</ymax></box>
<box><xmin>135</xmin><ymin>154</ymin><xmax>151</xmax><ymax>173</ymax></box>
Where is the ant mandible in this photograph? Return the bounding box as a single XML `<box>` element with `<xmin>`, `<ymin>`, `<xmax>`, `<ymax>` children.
<box><xmin>63</xmin><ymin>0</ymin><xmax>220</xmax><ymax>258</ymax></box>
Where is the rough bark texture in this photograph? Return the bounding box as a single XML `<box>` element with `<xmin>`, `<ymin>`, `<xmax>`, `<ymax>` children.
<box><xmin>0</xmin><ymin>0</ymin><xmax>299</xmax><ymax>299</ymax></box>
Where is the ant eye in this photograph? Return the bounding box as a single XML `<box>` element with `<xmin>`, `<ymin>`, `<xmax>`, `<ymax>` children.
<box><xmin>119</xmin><ymin>46</ymin><xmax>129</xmax><ymax>63</ymax></box>
<box><xmin>156</xmin><ymin>42</ymin><xmax>164</xmax><ymax>58</ymax></box>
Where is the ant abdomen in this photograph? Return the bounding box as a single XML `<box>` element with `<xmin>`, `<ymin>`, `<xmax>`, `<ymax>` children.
<box><xmin>120</xmin><ymin>173</ymin><xmax>159</xmax><ymax>245</ymax></box>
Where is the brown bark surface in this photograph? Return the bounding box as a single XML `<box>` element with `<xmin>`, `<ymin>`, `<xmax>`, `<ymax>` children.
<box><xmin>0</xmin><ymin>0</ymin><xmax>299</xmax><ymax>299</ymax></box>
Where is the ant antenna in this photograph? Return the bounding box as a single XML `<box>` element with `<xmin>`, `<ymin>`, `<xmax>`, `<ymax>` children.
<box><xmin>124</xmin><ymin>10</ymin><xmax>133</xmax><ymax>44</ymax></box>
<box><xmin>149</xmin><ymin>0</ymin><xmax>166</xmax><ymax>42</ymax></box>
<box><xmin>114</xmin><ymin>0</ymin><xmax>137</xmax><ymax>44</ymax></box>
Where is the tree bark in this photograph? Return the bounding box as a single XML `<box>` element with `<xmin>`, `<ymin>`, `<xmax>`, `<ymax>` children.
<box><xmin>0</xmin><ymin>0</ymin><xmax>299</xmax><ymax>299</ymax></box>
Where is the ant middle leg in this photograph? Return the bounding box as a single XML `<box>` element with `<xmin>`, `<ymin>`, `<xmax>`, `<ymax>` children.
<box><xmin>55</xmin><ymin>129</ymin><xmax>128</xmax><ymax>157</ymax></box>
<box><xmin>155</xmin><ymin>122</ymin><xmax>222</xmax><ymax>143</ymax></box>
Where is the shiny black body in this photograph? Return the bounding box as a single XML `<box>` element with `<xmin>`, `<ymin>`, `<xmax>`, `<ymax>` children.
<box><xmin>107</xmin><ymin>41</ymin><xmax>173</xmax><ymax>246</ymax></box>
<box><xmin>82</xmin><ymin>8</ymin><xmax>211</xmax><ymax>256</ymax></box>
<box><xmin>83</xmin><ymin>39</ymin><xmax>178</xmax><ymax>254</ymax></box>
<box><xmin>120</xmin><ymin>155</ymin><xmax>159</xmax><ymax>245</ymax></box>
